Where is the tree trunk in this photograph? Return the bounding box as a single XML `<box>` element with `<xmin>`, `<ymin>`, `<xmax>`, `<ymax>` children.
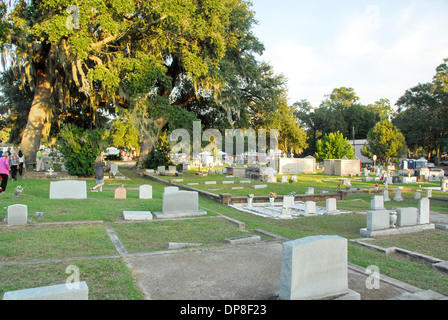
<box><xmin>20</xmin><ymin>71</ymin><xmax>52</xmax><ymax>165</ymax></box>
<box><xmin>135</xmin><ymin>117</ymin><xmax>168</xmax><ymax>168</ymax></box>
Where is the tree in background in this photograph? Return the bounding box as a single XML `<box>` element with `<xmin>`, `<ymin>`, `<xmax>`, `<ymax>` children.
<box><xmin>143</xmin><ymin>133</ymin><xmax>173</xmax><ymax>170</ymax></box>
<box><xmin>110</xmin><ymin>110</ymin><xmax>140</xmax><ymax>152</ymax></box>
<box><xmin>0</xmin><ymin>0</ymin><xmax>260</xmax><ymax>166</ymax></box>
<box><xmin>363</xmin><ymin>120</ymin><xmax>406</xmax><ymax>166</ymax></box>
<box><xmin>315</xmin><ymin>131</ymin><xmax>355</xmax><ymax>161</ymax></box>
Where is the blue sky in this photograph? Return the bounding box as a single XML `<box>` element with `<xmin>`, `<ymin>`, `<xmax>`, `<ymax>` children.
<box><xmin>250</xmin><ymin>0</ymin><xmax>448</xmax><ymax>109</ymax></box>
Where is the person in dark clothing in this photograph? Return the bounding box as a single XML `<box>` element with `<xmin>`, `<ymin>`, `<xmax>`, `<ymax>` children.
<box><xmin>91</xmin><ymin>155</ymin><xmax>106</xmax><ymax>192</ymax></box>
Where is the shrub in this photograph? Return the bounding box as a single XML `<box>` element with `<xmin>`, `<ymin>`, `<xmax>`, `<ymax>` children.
<box><xmin>58</xmin><ymin>125</ymin><xmax>109</xmax><ymax>177</ymax></box>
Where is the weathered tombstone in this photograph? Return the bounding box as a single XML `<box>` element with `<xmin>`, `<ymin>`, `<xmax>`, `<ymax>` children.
<box><xmin>204</xmin><ymin>181</ymin><xmax>217</xmax><ymax>185</ymax></box>
<box><xmin>155</xmin><ymin>191</ymin><xmax>207</xmax><ymax>218</ymax></box>
<box><xmin>139</xmin><ymin>185</ymin><xmax>153</xmax><ymax>199</ymax></box>
<box><xmin>279</xmin><ymin>236</ymin><xmax>359</xmax><ymax>300</ymax></box>
<box><xmin>164</xmin><ymin>187</ymin><xmax>180</xmax><ymax>194</ymax></box>
<box><xmin>123</xmin><ymin>211</ymin><xmax>153</xmax><ymax>221</ymax></box>
<box><xmin>418</xmin><ymin>198</ymin><xmax>430</xmax><ymax>225</ymax></box>
<box><xmin>168</xmin><ymin>166</ymin><xmax>177</xmax><ymax>174</ymax></box>
<box><xmin>157</xmin><ymin>166</ymin><xmax>166</xmax><ymax>174</ymax></box>
<box><xmin>110</xmin><ymin>163</ymin><xmax>118</xmax><ymax>175</ymax></box>
<box><xmin>304</xmin><ymin>201</ymin><xmax>316</xmax><ymax>215</ymax></box>
<box><xmin>305</xmin><ymin>187</ymin><xmax>314</xmax><ymax>195</ymax></box>
<box><xmin>366</xmin><ymin>210</ymin><xmax>390</xmax><ymax>231</ymax></box>
<box><xmin>280</xmin><ymin>176</ymin><xmax>289</xmax><ymax>183</ymax></box>
<box><xmin>383</xmin><ymin>189</ymin><xmax>391</xmax><ymax>202</ymax></box>
<box><xmin>397</xmin><ymin>208</ymin><xmax>418</xmax><ymax>227</ymax></box>
<box><xmin>251</xmin><ymin>185</ymin><xmax>267</xmax><ymax>190</ymax></box>
<box><xmin>7</xmin><ymin>204</ymin><xmax>28</xmax><ymax>226</ymax></box>
<box><xmin>49</xmin><ymin>181</ymin><xmax>87</xmax><ymax>200</ymax></box>
<box><xmin>325</xmin><ymin>198</ymin><xmax>339</xmax><ymax>215</ymax></box>
<box><xmin>281</xmin><ymin>196</ymin><xmax>294</xmax><ymax>219</ymax></box>
<box><xmin>343</xmin><ymin>179</ymin><xmax>351</xmax><ymax>186</ymax></box>
<box><xmin>414</xmin><ymin>192</ymin><xmax>422</xmax><ymax>200</ymax></box>
<box><xmin>425</xmin><ymin>189</ymin><xmax>433</xmax><ymax>198</ymax></box>
<box><xmin>394</xmin><ymin>188</ymin><xmax>404</xmax><ymax>202</ymax></box>
<box><xmin>3</xmin><ymin>282</ymin><xmax>89</xmax><ymax>300</ymax></box>
<box><xmin>114</xmin><ymin>186</ymin><xmax>127</xmax><ymax>199</ymax></box>
<box><xmin>371</xmin><ymin>196</ymin><xmax>385</xmax><ymax>210</ymax></box>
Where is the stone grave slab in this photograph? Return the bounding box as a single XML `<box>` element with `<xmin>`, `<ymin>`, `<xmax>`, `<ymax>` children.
<box><xmin>279</xmin><ymin>236</ymin><xmax>359</xmax><ymax>300</ymax></box>
<box><xmin>7</xmin><ymin>204</ymin><xmax>28</xmax><ymax>226</ymax></box>
<box><xmin>49</xmin><ymin>181</ymin><xmax>87</xmax><ymax>200</ymax></box>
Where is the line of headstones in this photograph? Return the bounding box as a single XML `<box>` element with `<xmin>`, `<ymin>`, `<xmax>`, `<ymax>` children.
<box><xmin>362</xmin><ymin>191</ymin><xmax>433</xmax><ymax>236</ymax></box>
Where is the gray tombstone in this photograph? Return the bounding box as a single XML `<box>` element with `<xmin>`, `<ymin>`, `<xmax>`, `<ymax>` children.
<box><xmin>418</xmin><ymin>198</ymin><xmax>430</xmax><ymax>225</ymax></box>
<box><xmin>394</xmin><ymin>188</ymin><xmax>404</xmax><ymax>202</ymax></box>
<box><xmin>366</xmin><ymin>210</ymin><xmax>390</xmax><ymax>231</ymax></box>
<box><xmin>397</xmin><ymin>208</ymin><xmax>418</xmax><ymax>227</ymax></box>
<box><xmin>305</xmin><ymin>187</ymin><xmax>315</xmax><ymax>195</ymax></box>
<box><xmin>279</xmin><ymin>236</ymin><xmax>359</xmax><ymax>300</ymax></box>
<box><xmin>155</xmin><ymin>191</ymin><xmax>207</xmax><ymax>218</ymax></box>
<box><xmin>7</xmin><ymin>204</ymin><xmax>28</xmax><ymax>226</ymax></box>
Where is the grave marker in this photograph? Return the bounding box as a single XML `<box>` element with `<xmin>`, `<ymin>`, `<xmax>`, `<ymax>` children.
<box><xmin>279</xmin><ymin>236</ymin><xmax>359</xmax><ymax>300</ymax></box>
<box><xmin>418</xmin><ymin>198</ymin><xmax>430</xmax><ymax>225</ymax></box>
<box><xmin>49</xmin><ymin>181</ymin><xmax>87</xmax><ymax>200</ymax></box>
<box><xmin>7</xmin><ymin>204</ymin><xmax>28</xmax><ymax>226</ymax></box>
<box><xmin>114</xmin><ymin>186</ymin><xmax>127</xmax><ymax>199</ymax></box>
<box><xmin>139</xmin><ymin>185</ymin><xmax>153</xmax><ymax>199</ymax></box>
<box><xmin>397</xmin><ymin>208</ymin><xmax>418</xmax><ymax>227</ymax></box>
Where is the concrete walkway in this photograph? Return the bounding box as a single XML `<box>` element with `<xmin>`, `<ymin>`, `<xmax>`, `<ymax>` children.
<box><xmin>123</xmin><ymin>241</ymin><xmax>446</xmax><ymax>300</ymax></box>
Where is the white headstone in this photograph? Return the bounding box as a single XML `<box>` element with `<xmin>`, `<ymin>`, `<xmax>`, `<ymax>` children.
<box><xmin>139</xmin><ymin>185</ymin><xmax>153</xmax><ymax>199</ymax></box>
<box><xmin>291</xmin><ymin>176</ymin><xmax>298</xmax><ymax>183</ymax></box>
<box><xmin>49</xmin><ymin>181</ymin><xmax>87</xmax><ymax>199</ymax></box>
<box><xmin>383</xmin><ymin>189</ymin><xmax>391</xmax><ymax>202</ymax></box>
<box><xmin>305</xmin><ymin>187</ymin><xmax>314</xmax><ymax>195</ymax></box>
<box><xmin>123</xmin><ymin>211</ymin><xmax>153</xmax><ymax>221</ymax></box>
<box><xmin>425</xmin><ymin>189</ymin><xmax>433</xmax><ymax>198</ymax></box>
<box><xmin>164</xmin><ymin>187</ymin><xmax>180</xmax><ymax>194</ymax></box>
<box><xmin>371</xmin><ymin>196</ymin><xmax>385</xmax><ymax>210</ymax></box>
<box><xmin>325</xmin><ymin>198</ymin><xmax>339</xmax><ymax>215</ymax></box>
<box><xmin>304</xmin><ymin>201</ymin><xmax>316</xmax><ymax>215</ymax></box>
<box><xmin>157</xmin><ymin>166</ymin><xmax>166</xmax><ymax>174</ymax></box>
<box><xmin>7</xmin><ymin>204</ymin><xmax>28</xmax><ymax>226</ymax></box>
<box><xmin>280</xmin><ymin>176</ymin><xmax>289</xmax><ymax>183</ymax></box>
<box><xmin>414</xmin><ymin>192</ymin><xmax>422</xmax><ymax>200</ymax></box>
<box><xmin>418</xmin><ymin>198</ymin><xmax>430</xmax><ymax>225</ymax></box>
<box><xmin>394</xmin><ymin>188</ymin><xmax>403</xmax><ymax>202</ymax></box>
<box><xmin>110</xmin><ymin>163</ymin><xmax>118</xmax><ymax>175</ymax></box>
<box><xmin>279</xmin><ymin>236</ymin><xmax>358</xmax><ymax>300</ymax></box>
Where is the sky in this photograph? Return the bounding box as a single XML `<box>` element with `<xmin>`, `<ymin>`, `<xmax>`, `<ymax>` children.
<box><xmin>250</xmin><ymin>0</ymin><xmax>448</xmax><ymax>109</ymax></box>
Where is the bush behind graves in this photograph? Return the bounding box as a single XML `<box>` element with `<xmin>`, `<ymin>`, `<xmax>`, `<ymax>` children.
<box><xmin>58</xmin><ymin>125</ymin><xmax>109</xmax><ymax>177</ymax></box>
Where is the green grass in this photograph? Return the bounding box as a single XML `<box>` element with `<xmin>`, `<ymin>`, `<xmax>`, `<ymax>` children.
<box><xmin>0</xmin><ymin>166</ymin><xmax>447</xmax><ymax>299</ymax></box>
<box><xmin>112</xmin><ymin>217</ymin><xmax>271</xmax><ymax>253</ymax></box>
<box><xmin>0</xmin><ymin>225</ymin><xmax>117</xmax><ymax>262</ymax></box>
<box><xmin>349</xmin><ymin>243</ymin><xmax>448</xmax><ymax>296</ymax></box>
<box><xmin>0</xmin><ymin>258</ymin><xmax>144</xmax><ymax>300</ymax></box>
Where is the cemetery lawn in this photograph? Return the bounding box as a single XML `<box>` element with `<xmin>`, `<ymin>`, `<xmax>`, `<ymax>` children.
<box><xmin>0</xmin><ymin>166</ymin><xmax>447</xmax><ymax>299</ymax></box>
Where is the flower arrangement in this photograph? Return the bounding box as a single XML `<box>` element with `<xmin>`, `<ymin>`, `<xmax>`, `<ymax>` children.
<box><xmin>269</xmin><ymin>192</ymin><xmax>277</xmax><ymax>199</ymax></box>
<box><xmin>289</xmin><ymin>191</ymin><xmax>296</xmax><ymax>197</ymax></box>
<box><xmin>247</xmin><ymin>194</ymin><xmax>254</xmax><ymax>199</ymax></box>
<box><xmin>375</xmin><ymin>183</ymin><xmax>380</xmax><ymax>188</ymax></box>
<box><xmin>15</xmin><ymin>185</ymin><xmax>23</xmax><ymax>193</ymax></box>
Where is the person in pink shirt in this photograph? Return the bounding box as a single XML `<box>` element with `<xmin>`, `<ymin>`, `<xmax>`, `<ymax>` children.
<box><xmin>0</xmin><ymin>152</ymin><xmax>10</xmax><ymax>194</ymax></box>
